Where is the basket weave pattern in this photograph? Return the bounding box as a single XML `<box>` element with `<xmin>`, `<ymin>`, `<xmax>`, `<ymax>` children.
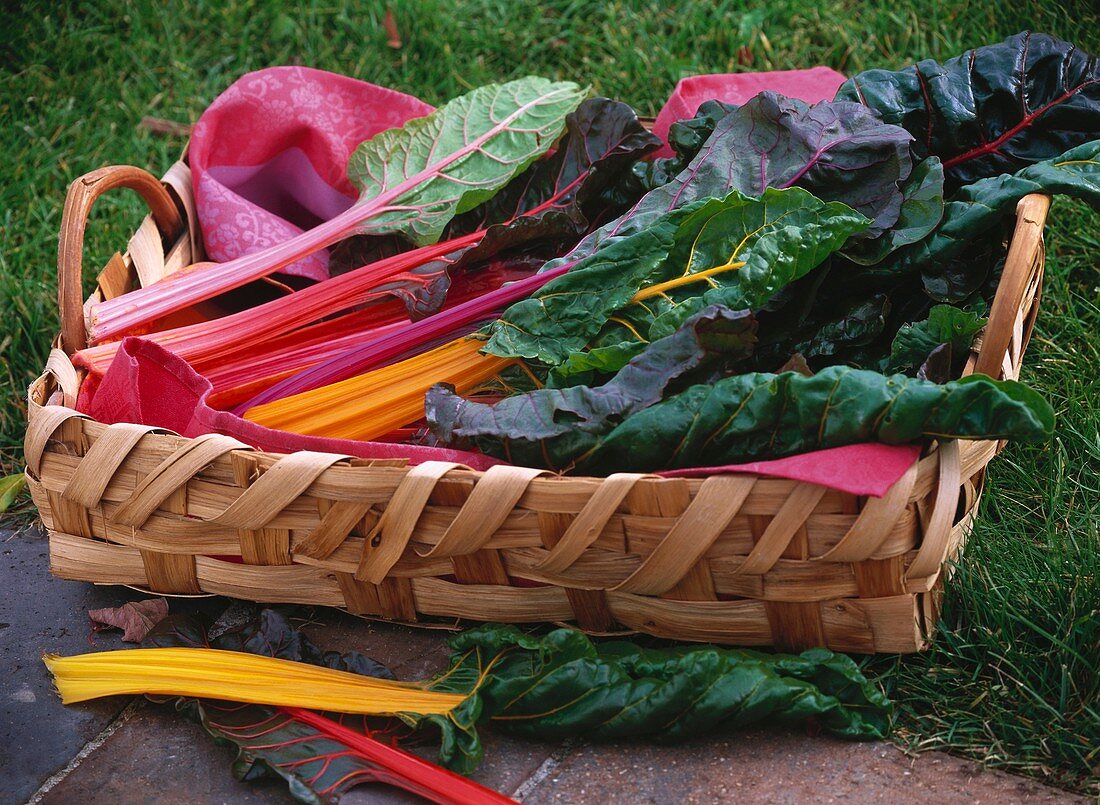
<box><xmin>25</xmin><ymin>163</ymin><xmax>1050</xmax><ymax>653</ymax></box>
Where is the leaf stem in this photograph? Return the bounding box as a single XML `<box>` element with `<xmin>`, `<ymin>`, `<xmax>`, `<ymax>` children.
<box><xmin>630</xmin><ymin>260</ymin><xmax>746</xmax><ymax>302</ymax></box>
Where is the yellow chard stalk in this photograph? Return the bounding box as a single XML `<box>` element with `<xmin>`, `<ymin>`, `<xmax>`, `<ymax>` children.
<box><xmin>43</xmin><ymin>647</ymin><xmax>465</xmax><ymax>715</ymax></box>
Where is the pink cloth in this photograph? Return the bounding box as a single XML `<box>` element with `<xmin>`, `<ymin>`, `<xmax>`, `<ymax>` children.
<box><xmin>190</xmin><ymin>66</ymin><xmax>433</xmax><ymax>280</ymax></box>
<box><xmin>82</xmin><ymin>338</ymin><xmax>503</xmax><ymax>470</ymax></box>
<box><xmin>651</xmin><ymin>67</ymin><xmax>848</xmax><ymax>158</ymax></box>
<box><xmin>659</xmin><ymin>443</ymin><xmax>921</xmax><ymax>497</ymax></box>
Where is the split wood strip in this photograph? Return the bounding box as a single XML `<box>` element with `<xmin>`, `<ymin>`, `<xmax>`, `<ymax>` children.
<box><xmin>26</xmin><ymin>161</ymin><xmax>1050</xmax><ymax>653</ymax></box>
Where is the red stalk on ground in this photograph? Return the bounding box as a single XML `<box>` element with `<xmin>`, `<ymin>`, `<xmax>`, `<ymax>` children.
<box><xmin>283</xmin><ymin>707</ymin><xmax>515</xmax><ymax>804</ymax></box>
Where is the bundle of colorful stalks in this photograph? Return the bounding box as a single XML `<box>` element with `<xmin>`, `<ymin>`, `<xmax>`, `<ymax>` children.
<box><xmin>75</xmin><ymin>81</ymin><xmax>660</xmax><ymax>445</ymax></box>
<box><xmin>76</xmin><ymin>33</ymin><xmax>1100</xmax><ymax>470</ymax></box>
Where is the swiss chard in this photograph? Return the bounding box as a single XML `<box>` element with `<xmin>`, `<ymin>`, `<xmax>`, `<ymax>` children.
<box><xmin>330</xmin><ymin>97</ymin><xmax>661</xmax><ymax>316</ymax></box>
<box><xmin>431</xmin><ymin>308</ymin><xmax>1053</xmax><ymax>472</ymax></box>
<box><xmin>136</xmin><ymin>609</ymin><xmax>495</xmax><ymax>803</ymax></box>
<box><xmin>547</xmin><ymin>91</ymin><xmax>912</xmax><ymax>273</ymax></box>
<box><xmin>886</xmin><ymin>304</ymin><xmax>988</xmax><ymax>377</ymax></box>
<box><xmin>836</xmin><ymin>32</ymin><xmax>1100</xmax><ymax>188</ymax></box>
<box><xmin>443</xmin><ymin>625</ymin><xmax>892</xmax><ymax>743</ymax></box>
<box><xmin>87</xmin><ymin>77</ymin><xmax>588</xmax><ymax>343</ymax></box>
<box><xmin>231</xmin><ymin>100</ymin><xmax>660</xmax><ymax>409</ymax></box>
<box><xmin>484</xmin><ymin>187</ymin><xmax>869</xmax><ymax>370</ymax></box>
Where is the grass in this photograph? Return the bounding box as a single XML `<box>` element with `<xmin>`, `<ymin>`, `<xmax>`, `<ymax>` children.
<box><xmin>1</xmin><ymin>0</ymin><xmax>1097</xmax><ymax>793</ymax></box>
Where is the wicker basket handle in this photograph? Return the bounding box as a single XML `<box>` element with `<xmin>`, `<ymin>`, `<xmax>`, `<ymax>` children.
<box><xmin>57</xmin><ymin>165</ymin><xmax>184</xmax><ymax>353</ymax></box>
<box><xmin>973</xmin><ymin>193</ymin><xmax>1051</xmax><ymax>378</ymax></box>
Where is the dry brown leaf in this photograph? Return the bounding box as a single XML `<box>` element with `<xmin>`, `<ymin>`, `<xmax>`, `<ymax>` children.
<box><xmin>777</xmin><ymin>352</ymin><xmax>814</xmax><ymax>376</ymax></box>
<box><xmin>89</xmin><ymin>599</ymin><xmax>169</xmax><ymax>643</ymax></box>
<box><xmin>384</xmin><ymin>8</ymin><xmax>402</xmax><ymax>49</ymax></box>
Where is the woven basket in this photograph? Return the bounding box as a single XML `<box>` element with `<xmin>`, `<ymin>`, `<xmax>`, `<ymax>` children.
<box><xmin>25</xmin><ymin>162</ymin><xmax>1051</xmax><ymax>653</ymax></box>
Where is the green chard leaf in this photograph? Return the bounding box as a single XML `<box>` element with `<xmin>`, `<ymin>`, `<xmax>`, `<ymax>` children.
<box><xmin>575</xmin><ymin>367</ymin><xmax>1053</xmax><ymax>474</ymax></box>
<box><xmin>882</xmin><ymin>138</ymin><xmax>1100</xmax><ymax>283</ymax></box>
<box><xmin>348</xmin><ymin>76</ymin><xmax>588</xmax><ymax>246</ymax></box>
<box><xmin>887</xmin><ymin>305</ymin><xmax>988</xmax><ymax>376</ymax></box>
<box><xmin>428</xmin><ymin>306</ymin><xmax>757</xmax><ymax>468</ymax></box>
<box><xmin>433</xmin><ymin>307</ymin><xmax>1053</xmax><ymax>472</ymax></box>
<box><xmin>445</xmin><ymin>625</ymin><xmax>892</xmax><ymax>742</ymax></box>
<box><xmin>484</xmin><ymin>187</ymin><xmax>869</xmax><ymax>368</ymax></box>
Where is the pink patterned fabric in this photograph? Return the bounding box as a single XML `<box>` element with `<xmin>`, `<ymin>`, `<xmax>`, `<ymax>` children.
<box><xmin>651</xmin><ymin>67</ymin><xmax>848</xmax><ymax>158</ymax></box>
<box><xmin>190</xmin><ymin>66</ymin><xmax>433</xmax><ymax>280</ymax></box>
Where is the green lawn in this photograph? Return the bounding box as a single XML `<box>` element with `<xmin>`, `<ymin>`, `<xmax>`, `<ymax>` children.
<box><xmin>1</xmin><ymin>0</ymin><xmax>1097</xmax><ymax>794</ymax></box>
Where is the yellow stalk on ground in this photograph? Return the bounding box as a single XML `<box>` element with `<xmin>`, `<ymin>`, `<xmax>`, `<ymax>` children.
<box><xmin>44</xmin><ymin>648</ymin><xmax>465</xmax><ymax>715</ymax></box>
<box><xmin>243</xmin><ymin>338</ymin><xmax>515</xmax><ymax>441</ymax></box>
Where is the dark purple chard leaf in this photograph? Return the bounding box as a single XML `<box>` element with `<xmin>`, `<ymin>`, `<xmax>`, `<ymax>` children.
<box><xmin>547</xmin><ymin>92</ymin><xmax>912</xmax><ymax>271</ymax></box>
<box><xmin>447</xmin><ymin>97</ymin><xmax>661</xmax><ymax>235</ymax></box>
<box><xmin>917</xmin><ymin>343</ymin><xmax>954</xmax><ymax>384</ymax></box>
<box><xmin>427</xmin><ymin>306</ymin><xmax>757</xmax><ymax>470</ymax></box>
<box><xmin>629</xmin><ymin>99</ymin><xmax>738</xmax><ymax>192</ymax></box>
<box><xmin>836</xmin><ymin>32</ymin><xmax>1100</xmax><ymax>188</ymax></box>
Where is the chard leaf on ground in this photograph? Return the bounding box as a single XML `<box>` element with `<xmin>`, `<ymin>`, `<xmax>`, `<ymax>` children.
<box><xmin>445</xmin><ymin>625</ymin><xmax>892</xmax><ymax>743</ymax></box>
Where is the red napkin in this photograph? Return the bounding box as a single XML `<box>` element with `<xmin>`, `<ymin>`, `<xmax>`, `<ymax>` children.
<box><xmin>190</xmin><ymin>66</ymin><xmax>432</xmax><ymax>280</ymax></box>
<box><xmin>658</xmin><ymin>444</ymin><xmax>921</xmax><ymax>497</ymax></box>
<box><xmin>651</xmin><ymin>67</ymin><xmax>848</xmax><ymax>158</ymax></box>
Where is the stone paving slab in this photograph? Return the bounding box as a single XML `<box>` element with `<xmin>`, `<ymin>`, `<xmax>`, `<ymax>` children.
<box><xmin>0</xmin><ymin>524</ymin><xmax>156</xmax><ymax>802</ymax></box>
<box><xmin>522</xmin><ymin>731</ymin><xmax>1085</xmax><ymax>804</ymax></box>
<box><xmin>4</xmin><ymin>525</ymin><xmax>1085</xmax><ymax>803</ymax></box>
<box><xmin>0</xmin><ymin>524</ymin><xmax>222</xmax><ymax>802</ymax></box>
